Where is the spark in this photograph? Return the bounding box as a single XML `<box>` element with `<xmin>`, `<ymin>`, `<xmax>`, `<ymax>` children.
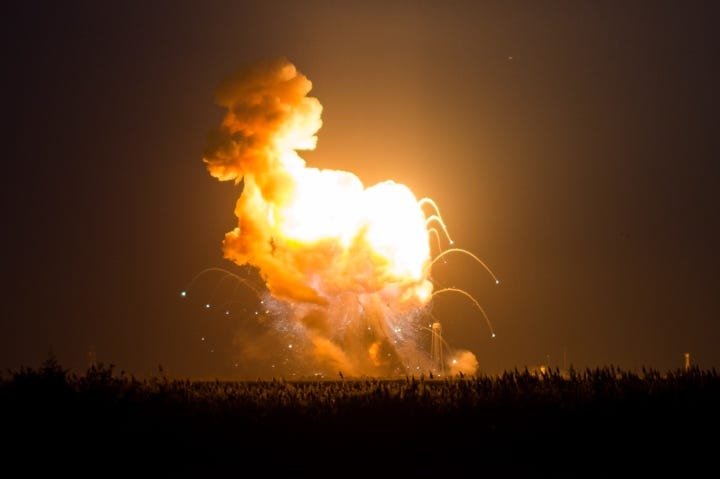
<box><xmin>419</xmin><ymin>197</ymin><xmax>454</xmax><ymax>246</ymax></box>
<box><xmin>430</xmin><ymin>248</ymin><xmax>500</xmax><ymax>285</ymax></box>
<box><xmin>427</xmin><ymin>227</ymin><xmax>444</xmax><ymax>256</ymax></box>
<box><xmin>431</xmin><ymin>287</ymin><xmax>496</xmax><ymax>339</ymax></box>
<box><xmin>182</xmin><ymin>267</ymin><xmax>264</xmax><ymax>300</ymax></box>
<box><xmin>424</xmin><ymin>215</ymin><xmax>453</xmax><ymax>246</ymax></box>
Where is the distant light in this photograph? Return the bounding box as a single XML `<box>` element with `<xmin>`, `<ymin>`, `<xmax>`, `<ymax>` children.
<box><xmin>491</xmin><ymin>333</ymin><xmax>496</xmax><ymax>338</ymax></box>
<box><xmin>180</xmin><ymin>291</ymin><xmax>187</xmax><ymax>297</ymax></box>
<box><xmin>225</xmin><ymin>310</ymin><xmax>230</xmax><ymax>315</ymax></box>
<box><xmin>449</xmin><ymin>240</ymin><xmax>454</xmax><ymax>245</ymax></box>
<box><xmin>452</xmin><ymin>359</ymin><xmax>457</xmax><ymax>364</ymax></box>
<box><xmin>495</xmin><ymin>279</ymin><xmax>500</xmax><ymax>285</ymax></box>
<box><xmin>201</xmin><ymin>337</ymin><xmax>205</xmax><ymax>341</ymax></box>
<box><xmin>288</xmin><ymin>344</ymin><xmax>293</xmax><ymax>349</ymax></box>
<box><xmin>205</xmin><ymin>303</ymin><xmax>211</xmax><ymax>309</ymax></box>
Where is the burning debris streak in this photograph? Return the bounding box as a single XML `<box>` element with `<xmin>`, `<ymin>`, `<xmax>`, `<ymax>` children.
<box><xmin>431</xmin><ymin>287</ymin><xmax>496</xmax><ymax>339</ymax></box>
<box><xmin>430</xmin><ymin>248</ymin><xmax>501</xmax><ymax>285</ymax></box>
<box><xmin>199</xmin><ymin>57</ymin><xmax>497</xmax><ymax>377</ymax></box>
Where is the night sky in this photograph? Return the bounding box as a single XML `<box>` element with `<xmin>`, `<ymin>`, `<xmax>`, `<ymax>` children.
<box><xmin>3</xmin><ymin>0</ymin><xmax>719</xmax><ymax>378</ymax></box>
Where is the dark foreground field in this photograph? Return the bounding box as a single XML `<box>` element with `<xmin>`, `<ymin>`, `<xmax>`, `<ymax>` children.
<box><xmin>2</xmin><ymin>359</ymin><xmax>718</xmax><ymax>475</ymax></box>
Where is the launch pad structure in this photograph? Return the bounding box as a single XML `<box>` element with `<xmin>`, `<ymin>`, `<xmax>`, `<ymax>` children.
<box><xmin>430</xmin><ymin>321</ymin><xmax>444</xmax><ymax>375</ymax></box>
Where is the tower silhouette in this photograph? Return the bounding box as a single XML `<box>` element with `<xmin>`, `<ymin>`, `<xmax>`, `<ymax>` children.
<box><xmin>430</xmin><ymin>322</ymin><xmax>444</xmax><ymax>375</ymax></box>
<box><xmin>87</xmin><ymin>345</ymin><xmax>97</xmax><ymax>369</ymax></box>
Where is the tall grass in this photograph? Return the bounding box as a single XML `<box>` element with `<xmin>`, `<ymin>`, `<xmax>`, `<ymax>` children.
<box><xmin>2</xmin><ymin>358</ymin><xmax>717</xmax><ymax>474</ymax></box>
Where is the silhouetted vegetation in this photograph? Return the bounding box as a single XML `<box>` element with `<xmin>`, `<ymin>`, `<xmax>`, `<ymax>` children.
<box><xmin>2</xmin><ymin>359</ymin><xmax>718</xmax><ymax>474</ymax></box>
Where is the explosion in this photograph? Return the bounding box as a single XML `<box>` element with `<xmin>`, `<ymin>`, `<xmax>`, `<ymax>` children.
<box><xmin>198</xmin><ymin>57</ymin><xmax>494</xmax><ymax>377</ymax></box>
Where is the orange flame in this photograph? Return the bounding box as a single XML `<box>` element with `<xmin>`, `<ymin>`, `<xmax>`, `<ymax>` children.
<box><xmin>203</xmin><ymin>57</ymin><xmax>437</xmax><ymax>376</ymax></box>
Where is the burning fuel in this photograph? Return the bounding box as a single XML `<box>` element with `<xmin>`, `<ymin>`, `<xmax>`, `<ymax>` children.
<box><xmin>197</xmin><ymin>57</ymin><xmax>498</xmax><ymax>377</ymax></box>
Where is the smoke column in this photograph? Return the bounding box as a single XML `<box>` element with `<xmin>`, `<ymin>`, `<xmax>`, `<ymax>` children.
<box><xmin>202</xmin><ymin>57</ymin><xmax>475</xmax><ymax>377</ymax></box>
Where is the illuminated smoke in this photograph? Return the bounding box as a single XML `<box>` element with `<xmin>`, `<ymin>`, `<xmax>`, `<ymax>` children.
<box><xmin>202</xmin><ymin>57</ymin><xmax>470</xmax><ymax>377</ymax></box>
<box><xmin>448</xmin><ymin>350</ymin><xmax>480</xmax><ymax>376</ymax></box>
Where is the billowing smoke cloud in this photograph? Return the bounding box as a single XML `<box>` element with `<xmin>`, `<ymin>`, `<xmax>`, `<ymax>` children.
<box><xmin>203</xmin><ymin>57</ymin><xmax>478</xmax><ymax>377</ymax></box>
<box><xmin>448</xmin><ymin>350</ymin><xmax>479</xmax><ymax>376</ymax></box>
<box><xmin>203</xmin><ymin>57</ymin><xmax>326</xmax><ymax>304</ymax></box>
